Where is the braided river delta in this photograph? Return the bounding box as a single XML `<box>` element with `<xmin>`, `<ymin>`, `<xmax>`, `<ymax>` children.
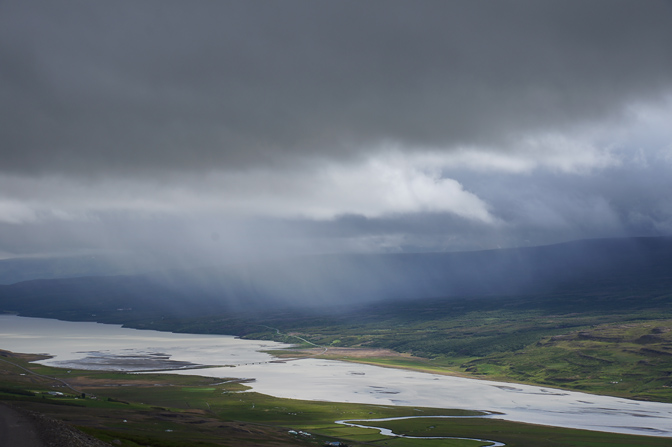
<box><xmin>2</xmin><ymin>314</ymin><xmax>672</xmax><ymax>438</ymax></box>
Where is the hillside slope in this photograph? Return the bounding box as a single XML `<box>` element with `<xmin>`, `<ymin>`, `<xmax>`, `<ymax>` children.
<box><xmin>1</xmin><ymin>237</ymin><xmax>671</xmax><ymax>320</ymax></box>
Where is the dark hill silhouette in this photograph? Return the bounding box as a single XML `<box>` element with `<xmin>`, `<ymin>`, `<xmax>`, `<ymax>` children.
<box><xmin>1</xmin><ymin>237</ymin><xmax>671</xmax><ymax>319</ymax></box>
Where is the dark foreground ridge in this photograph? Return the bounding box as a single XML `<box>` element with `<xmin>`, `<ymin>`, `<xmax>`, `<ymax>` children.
<box><xmin>0</xmin><ymin>403</ymin><xmax>111</xmax><ymax>447</ymax></box>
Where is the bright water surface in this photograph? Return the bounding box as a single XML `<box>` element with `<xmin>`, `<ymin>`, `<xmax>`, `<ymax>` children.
<box><xmin>2</xmin><ymin>314</ymin><xmax>672</xmax><ymax>437</ymax></box>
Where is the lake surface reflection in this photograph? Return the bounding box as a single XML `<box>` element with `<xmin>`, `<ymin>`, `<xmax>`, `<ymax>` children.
<box><xmin>2</xmin><ymin>314</ymin><xmax>672</xmax><ymax>437</ymax></box>
<box><xmin>0</xmin><ymin>314</ymin><xmax>286</xmax><ymax>370</ymax></box>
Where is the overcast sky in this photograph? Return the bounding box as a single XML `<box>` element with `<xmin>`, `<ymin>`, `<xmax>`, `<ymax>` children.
<box><xmin>1</xmin><ymin>0</ymin><xmax>672</xmax><ymax>263</ymax></box>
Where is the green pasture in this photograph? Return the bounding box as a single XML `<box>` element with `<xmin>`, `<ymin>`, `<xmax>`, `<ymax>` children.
<box><xmin>344</xmin><ymin>416</ymin><xmax>672</xmax><ymax>447</ymax></box>
<box><xmin>2</xmin><ymin>349</ymin><xmax>672</xmax><ymax>446</ymax></box>
<box><xmin>255</xmin><ymin>308</ymin><xmax>672</xmax><ymax>403</ymax></box>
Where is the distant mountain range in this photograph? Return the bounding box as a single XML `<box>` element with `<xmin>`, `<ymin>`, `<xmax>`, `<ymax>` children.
<box><xmin>1</xmin><ymin>237</ymin><xmax>671</xmax><ymax>320</ymax></box>
<box><xmin>0</xmin><ymin>252</ymin><xmax>165</xmax><ymax>285</ymax></box>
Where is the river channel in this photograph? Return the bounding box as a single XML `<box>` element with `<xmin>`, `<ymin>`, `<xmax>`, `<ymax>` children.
<box><xmin>1</xmin><ymin>314</ymin><xmax>672</xmax><ymax>437</ymax></box>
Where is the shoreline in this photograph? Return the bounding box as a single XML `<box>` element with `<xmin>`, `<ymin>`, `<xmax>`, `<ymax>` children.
<box><xmin>3</xmin><ymin>314</ymin><xmax>672</xmax><ymax>438</ymax></box>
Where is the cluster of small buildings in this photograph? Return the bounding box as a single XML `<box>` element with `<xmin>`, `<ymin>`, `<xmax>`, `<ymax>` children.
<box><xmin>288</xmin><ymin>429</ymin><xmax>348</xmax><ymax>446</ymax></box>
<box><xmin>287</xmin><ymin>429</ymin><xmax>311</xmax><ymax>437</ymax></box>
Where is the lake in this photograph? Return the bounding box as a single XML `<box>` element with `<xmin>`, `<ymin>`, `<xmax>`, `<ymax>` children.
<box><xmin>2</xmin><ymin>314</ymin><xmax>672</xmax><ymax>437</ymax></box>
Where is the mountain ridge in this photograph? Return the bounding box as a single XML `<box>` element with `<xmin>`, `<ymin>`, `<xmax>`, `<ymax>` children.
<box><xmin>1</xmin><ymin>236</ymin><xmax>671</xmax><ymax>319</ymax></box>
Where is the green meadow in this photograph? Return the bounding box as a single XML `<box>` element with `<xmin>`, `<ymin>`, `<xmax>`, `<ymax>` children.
<box><xmin>129</xmin><ymin>291</ymin><xmax>672</xmax><ymax>404</ymax></box>
<box><xmin>2</xmin><ymin>349</ymin><xmax>671</xmax><ymax>447</ymax></box>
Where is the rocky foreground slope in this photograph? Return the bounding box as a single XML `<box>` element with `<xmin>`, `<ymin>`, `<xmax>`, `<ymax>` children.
<box><xmin>0</xmin><ymin>404</ymin><xmax>111</xmax><ymax>447</ymax></box>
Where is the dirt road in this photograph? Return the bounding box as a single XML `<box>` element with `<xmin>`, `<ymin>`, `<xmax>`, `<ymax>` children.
<box><xmin>0</xmin><ymin>403</ymin><xmax>111</xmax><ymax>447</ymax></box>
<box><xmin>0</xmin><ymin>403</ymin><xmax>46</xmax><ymax>447</ymax></box>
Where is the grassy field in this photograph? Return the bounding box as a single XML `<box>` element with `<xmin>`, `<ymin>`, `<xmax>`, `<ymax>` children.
<box><xmin>121</xmin><ymin>294</ymin><xmax>672</xmax><ymax>404</ymax></box>
<box><xmin>305</xmin><ymin>318</ymin><xmax>672</xmax><ymax>403</ymax></box>
<box><xmin>209</xmin><ymin>293</ymin><xmax>672</xmax><ymax>404</ymax></box>
<box><xmin>2</xmin><ymin>349</ymin><xmax>672</xmax><ymax>447</ymax></box>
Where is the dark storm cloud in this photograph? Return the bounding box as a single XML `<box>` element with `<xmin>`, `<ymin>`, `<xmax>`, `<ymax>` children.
<box><xmin>2</xmin><ymin>0</ymin><xmax>672</xmax><ymax>175</ymax></box>
<box><xmin>2</xmin><ymin>0</ymin><xmax>672</xmax><ymax>263</ymax></box>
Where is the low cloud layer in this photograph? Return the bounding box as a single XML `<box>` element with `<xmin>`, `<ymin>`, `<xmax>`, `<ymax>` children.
<box><xmin>1</xmin><ymin>1</ymin><xmax>671</xmax><ymax>262</ymax></box>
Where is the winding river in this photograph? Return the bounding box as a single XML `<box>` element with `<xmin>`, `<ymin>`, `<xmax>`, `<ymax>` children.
<box><xmin>2</xmin><ymin>314</ymin><xmax>672</xmax><ymax>438</ymax></box>
<box><xmin>335</xmin><ymin>415</ymin><xmax>505</xmax><ymax>446</ymax></box>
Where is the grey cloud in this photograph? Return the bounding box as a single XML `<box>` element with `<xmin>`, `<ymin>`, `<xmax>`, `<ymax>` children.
<box><xmin>2</xmin><ymin>0</ymin><xmax>672</xmax><ymax>176</ymax></box>
<box><xmin>449</xmin><ymin>158</ymin><xmax>672</xmax><ymax>243</ymax></box>
<box><xmin>1</xmin><ymin>151</ymin><xmax>671</xmax><ymax>261</ymax></box>
<box><xmin>284</xmin><ymin>148</ymin><xmax>672</xmax><ymax>252</ymax></box>
<box><xmin>2</xmin><ymin>0</ymin><xmax>672</xmax><ymax>263</ymax></box>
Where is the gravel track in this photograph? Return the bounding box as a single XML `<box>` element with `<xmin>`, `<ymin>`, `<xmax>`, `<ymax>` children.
<box><xmin>0</xmin><ymin>403</ymin><xmax>111</xmax><ymax>447</ymax></box>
